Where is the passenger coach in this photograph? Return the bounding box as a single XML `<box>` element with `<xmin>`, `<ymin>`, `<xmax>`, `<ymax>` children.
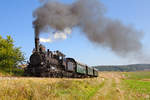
<box><xmin>65</xmin><ymin>58</ymin><xmax>99</xmax><ymax>78</ymax></box>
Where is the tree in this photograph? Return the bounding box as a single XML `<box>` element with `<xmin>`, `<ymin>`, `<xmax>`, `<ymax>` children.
<box><xmin>0</xmin><ymin>35</ymin><xmax>25</xmax><ymax>73</ymax></box>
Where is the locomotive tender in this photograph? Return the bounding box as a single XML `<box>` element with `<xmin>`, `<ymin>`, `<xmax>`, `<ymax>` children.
<box><xmin>24</xmin><ymin>33</ymin><xmax>98</xmax><ymax>78</ymax></box>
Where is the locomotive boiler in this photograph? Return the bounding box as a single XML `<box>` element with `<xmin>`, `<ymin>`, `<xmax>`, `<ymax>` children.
<box><xmin>24</xmin><ymin>33</ymin><xmax>98</xmax><ymax>78</ymax></box>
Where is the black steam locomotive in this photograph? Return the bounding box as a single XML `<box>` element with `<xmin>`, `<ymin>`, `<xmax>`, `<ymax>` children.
<box><xmin>24</xmin><ymin>34</ymin><xmax>98</xmax><ymax>78</ymax></box>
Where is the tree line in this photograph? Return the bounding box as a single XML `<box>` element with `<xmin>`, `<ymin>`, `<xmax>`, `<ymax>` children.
<box><xmin>94</xmin><ymin>64</ymin><xmax>150</xmax><ymax>72</ymax></box>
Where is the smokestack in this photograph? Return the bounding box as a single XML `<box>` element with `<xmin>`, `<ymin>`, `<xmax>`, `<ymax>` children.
<box><xmin>35</xmin><ymin>34</ymin><xmax>39</xmax><ymax>52</ymax></box>
<box><xmin>35</xmin><ymin>25</ymin><xmax>40</xmax><ymax>52</ymax></box>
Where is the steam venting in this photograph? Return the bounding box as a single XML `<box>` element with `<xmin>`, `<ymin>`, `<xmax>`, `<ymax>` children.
<box><xmin>39</xmin><ymin>27</ymin><xmax>72</xmax><ymax>43</ymax></box>
<box><xmin>33</xmin><ymin>0</ymin><xmax>143</xmax><ymax>56</ymax></box>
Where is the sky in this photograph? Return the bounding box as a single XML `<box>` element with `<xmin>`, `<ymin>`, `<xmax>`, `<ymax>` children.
<box><xmin>0</xmin><ymin>0</ymin><xmax>150</xmax><ymax>66</ymax></box>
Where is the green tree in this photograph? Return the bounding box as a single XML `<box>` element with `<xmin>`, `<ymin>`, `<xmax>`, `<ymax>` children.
<box><xmin>0</xmin><ymin>35</ymin><xmax>25</xmax><ymax>74</ymax></box>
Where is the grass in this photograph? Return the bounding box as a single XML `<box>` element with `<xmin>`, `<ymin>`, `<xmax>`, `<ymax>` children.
<box><xmin>0</xmin><ymin>78</ymin><xmax>103</xmax><ymax>100</ymax></box>
<box><xmin>0</xmin><ymin>67</ymin><xmax>103</xmax><ymax>100</ymax></box>
<box><xmin>0</xmin><ymin>67</ymin><xmax>104</xmax><ymax>100</ymax></box>
<box><xmin>121</xmin><ymin>71</ymin><xmax>150</xmax><ymax>100</ymax></box>
<box><xmin>0</xmin><ymin>67</ymin><xmax>24</xmax><ymax>76</ymax></box>
<box><xmin>123</xmin><ymin>80</ymin><xmax>150</xmax><ymax>93</ymax></box>
<box><xmin>124</xmin><ymin>71</ymin><xmax>150</xmax><ymax>80</ymax></box>
<box><xmin>2</xmin><ymin>70</ymin><xmax>150</xmax><ymax>100</ymax></box>
<box><xmin>102</xmin><ymin>79</ymin><xmax>119</xmax><ymax>100</ymax></box>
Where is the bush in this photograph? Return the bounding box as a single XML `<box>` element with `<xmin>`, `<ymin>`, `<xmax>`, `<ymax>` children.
<box><xmin>0</xmin><ymin>35</ymin><xmax>25</xmax><ymax>74</ymax></box>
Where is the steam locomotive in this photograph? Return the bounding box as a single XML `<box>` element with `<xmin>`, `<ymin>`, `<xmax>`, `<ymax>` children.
<box><xmin>24</xmin><ymin>34</ymin><xmax>98</xmax><ymax>78</ymax></box>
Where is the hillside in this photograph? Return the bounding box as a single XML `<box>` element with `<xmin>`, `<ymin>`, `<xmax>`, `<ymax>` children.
<box><xmin>94</xmin><ymin>64</ymin><xmax>150</xmax><ymax>72</ymax></box>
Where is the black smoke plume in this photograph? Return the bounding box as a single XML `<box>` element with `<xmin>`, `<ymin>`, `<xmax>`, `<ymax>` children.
<box><xmin>33</xmin><ymin>0</ymin><xmax>143</xmax><ymax>56</ymax></box>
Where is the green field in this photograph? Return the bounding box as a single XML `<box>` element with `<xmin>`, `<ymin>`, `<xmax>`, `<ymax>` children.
<box><xmin>121</xmin><ymin>71</ymin><xmax>150</xmax><ymax>100</ymax></box>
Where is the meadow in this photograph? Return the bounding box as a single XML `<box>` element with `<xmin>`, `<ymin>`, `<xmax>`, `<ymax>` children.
<box><xmin>0</xmin><ymin>71</ymin><xmax>150</xmax><ymax>100</ymax></box>
<box><xmin>121</xmin><ymin>71</ymin><xmax>150</xmax><ymax>100</ymax></box>
<box><xmin>0</xmin><ymin>77</ymin><xmax>104</xmax><ymax>100</ymax></box>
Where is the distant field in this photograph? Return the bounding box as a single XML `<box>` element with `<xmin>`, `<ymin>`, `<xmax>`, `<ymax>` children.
<box><xmin>121</xmin><ymin>71</ymin><xmax>150</xmax><ymax>100</ymax></box>
<box><xmin>0</xmin><ymin>71</ymin><xmax>150</xmax><ymax>100</ymax></box>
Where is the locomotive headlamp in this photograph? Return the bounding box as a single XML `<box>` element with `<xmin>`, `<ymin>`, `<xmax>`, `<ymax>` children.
<box><xmin>41</xmin><ymin>62</ymin><xmax>44</xmax><ymax>65</ymax></box>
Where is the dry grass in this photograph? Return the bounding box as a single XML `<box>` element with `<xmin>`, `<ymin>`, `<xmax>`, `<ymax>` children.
<box><xmin>1</xmin><ymin>72</ymin><xmax>150</xmax><ymax>100</ymax></box>
<box><xmin>0</xmin><ymin>77</ymin><xmax>103</xmax><ymax>100</ymax></box>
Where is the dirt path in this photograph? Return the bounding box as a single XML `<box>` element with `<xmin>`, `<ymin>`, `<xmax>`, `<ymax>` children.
<box><xmin>91</xmin><ymin>72</ymin><xmax>125</xmax><ymax>100</ymax></box>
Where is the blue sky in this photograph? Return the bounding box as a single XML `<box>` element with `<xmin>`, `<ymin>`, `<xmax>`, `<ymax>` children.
<box><xmin>0</xmin><ymin>0</ymin><xmax>150</xmax><ymax>66</ymax></box>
